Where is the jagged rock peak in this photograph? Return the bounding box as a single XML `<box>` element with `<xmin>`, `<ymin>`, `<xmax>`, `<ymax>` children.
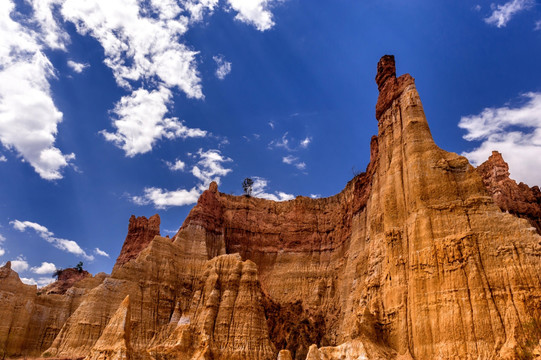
<box><xmin>115</xmin><ymin>214</ymin><xmax>161</xmax><ymax>267</ymax></box>
<box><xmin>375</xmin><ymin>55</ymin><xmax>415</xmax><ymax>120</ymax></box>
<box><xmin>477</xmin><ymin>150</ymin><xmax>541</xmax><ymax>233</ymax></box>
<box><xmin>2</xmin><ymin>261</ymin><xmax>11</xmax><ymax>270</ymax></box>
<box><xmin>375</xmin><ymin>54</ymin><xmax>396</xmax><ymax>91</ymax></box>
<box><xmin>209</xmin><ymin>180</ymin><xmax>218</xmax><ymax>193</ymax></box>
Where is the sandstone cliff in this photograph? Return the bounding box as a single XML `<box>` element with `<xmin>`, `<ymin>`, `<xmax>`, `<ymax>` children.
<box><xmin>1</xmin><ymin>56</ymin><xmax>541</xmax><ymax>360</ymax></box>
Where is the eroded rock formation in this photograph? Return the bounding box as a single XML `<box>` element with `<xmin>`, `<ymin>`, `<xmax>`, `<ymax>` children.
<box><xmin>477</xmin><ymin>150</ymin><xmax>541</xmax><ymax>233</ymax></box>
<box><xmin>1</xmin><ymin>56</ymin><xmax>541</xmax><ymax>360</ymax></box>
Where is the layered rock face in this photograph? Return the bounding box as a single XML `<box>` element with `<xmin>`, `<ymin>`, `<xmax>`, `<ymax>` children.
<box><xmin>2</xmin><ymin>56</ymin><xmax>541</xmax><ymax>360</ymax></box>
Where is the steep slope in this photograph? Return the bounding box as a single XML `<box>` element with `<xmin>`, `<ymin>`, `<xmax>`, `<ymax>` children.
<box><xmin>1</xmin><ymin>56</ymin><xmax>541</xmax><ymax>360</ymax></box>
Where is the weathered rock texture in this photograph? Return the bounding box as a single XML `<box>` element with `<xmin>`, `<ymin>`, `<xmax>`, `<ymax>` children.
<box><xmin>2</xmin><ymin>56</ymin><xmax>541</xmax><ymax>360</ymax></box>
<box><xmin>477</xmin><ymin>150</ymin><xmax>541</xmax><ymax>233</ymax></box>
<box><xmin>115</xmin><ymin>214</ymin><xmax>161</xmax><ymax>267</ymax></box>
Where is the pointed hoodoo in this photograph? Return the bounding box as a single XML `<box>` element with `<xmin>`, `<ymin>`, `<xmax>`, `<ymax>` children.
<box><xmin>3</xmin><ymin>261</ymin><xmax>11</xmax><ymax>270</ymax></box>
<box><xmin>375</xmin><ymin>55</ymin><xmax>415</xmax><ymax>120</ymax></box>
<box><xmin>85</xmin><ymin>295</ymin><xmax>132</xmax><ymax>360</ymax></box>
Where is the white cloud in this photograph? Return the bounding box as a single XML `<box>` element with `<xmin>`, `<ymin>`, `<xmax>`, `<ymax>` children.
<box><xmin>459</xmin><ymin>92</ymin><xmax>541</xmax><ymax>187</ymax></box>
<box><xmin>166</xmin><ymin>159</ymin><xmax>186</xmax><ymax>171</ymax></box>
<box><xmin>0</xmin><ymin>0</ymin><xmax>75</xmax><ymax>180</ymax></box>
<box><xmin>0</xmin><ymin>233</ymin><xmax>6</xmax><ymax>257</ymax></box>
<box><xmin>310</xmin><ymin>194</ymin><xmax>321</xmax><ymax>199</ymax></box>
<box><xmin>0</xmin><ymin>155</ymin><xmax>6</xmax><ymax>162</ymax></box>
<box><xmin>268</xmin><ymin>121</ymin><xmax>275</xmax><ymax>129</ymax></box>
<box><xmin>132</xmin><ymin>187</ymin><xmax>201</xmax><ymax>208</ymax></box>
<box><xmin>0</xmin><ymin>249</ymin><xmax>4</xmax><ymax>257</ymax></box>
<box><xmin>300</xmin><ymin>136</ymin><xmax>311</xmax><ymax>148</ymax></box>
<box><xmin>191</xmin><ymin>148</ymin><xmax>233</xmax><ymax>190</ymax></box>
<box><xmin>31</xmin><ymin>262</ymin><xmax>57</xmax><ymax>274</ymax></box>
<box><xmin>270</xmin><ymin>132</ymin><xmax>312</xmax><ymax>152</ymax></box>
<box><xmin>101</xmin><ymin>87</ymin><xmax>207</xmax><ymax>156</ymax></box>
<box><xmin>251</xmin><ymin>176</ymin><xmax>294</xmax><ymax>201</ymax></box>
<box><xmin>133</xmin><ymin>148</ymin><xmax>232</xmax><ymax>208</ymax></box>
<box><xmin>67</xmin><ymin>60</ymin><xmax>89</xmax><ymax>73</ymax></box>
<box><xmin>484</xmin><ymin>0</ymin><xmax>533</xmax><ymax>27</ymax></box>
<box><xmin>94</xmin><ymin>248</ymin><xmax>109</xmax><ymax>257</ymax></box>
<box><xmin>535</xmin><ymin>20</ymin><xmax>541</xmax><ymax>30</ymax></box>
<box><xmin>10</xmin><ymin>220</ymin><xmax>94</xmax><ymax>260</ymax></box>
<box><xmin>213</xmin><ymin>55</ymin><xmax>232</xmax><ymax>80</ymax></box>
<box><xmin>226</xmin><ymin>0</ymin><xmax>276</xmax><ymax>31</ymax></box>
<box><xmin>282</xmin><ymin>155</ymin><xmax>306</xmax><ymax>170</ymax></box>
<box><xmin>20</xmin><ymin>276</ymin><xmax>55</xmax><ymax>287</ymax></box>
<box><xmin>11</xmin><ymin>256</ymin><xmax>29</xmax><ymax>272</ymax></box>
<box><xmin>0</xmin><ymin>234</ymin><xmax>5</xmax><ymax>242</ymax></box>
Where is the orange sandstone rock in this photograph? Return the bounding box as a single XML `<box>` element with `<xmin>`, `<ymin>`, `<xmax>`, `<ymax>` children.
<box><xmin>2</xmin><ymin>56</ymin><xmax>541</xmax><ymax>360</ymax></box>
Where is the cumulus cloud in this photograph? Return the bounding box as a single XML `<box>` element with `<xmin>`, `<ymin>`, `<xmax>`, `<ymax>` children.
<box><xmin>213</xmin><ymin>55</ymin><xmax>232</xmax><ymax>80</ymax></box>
<box><xmin>94</xmin><ymin>248</ymin><xmax>109</xmax><ymax>257</ymax></box>
<box><xmin>227</xmin><ymin>0</ymin><xmax>276</xmax><ymax>31</ymax></box>
<box><xmin>459</xmin><ymin>92</ymin><xmax>541</xmax><ymax>187</ymax></box>
<box><xmin>310</xmin><ymin>194</ymin><xmax>321</xmax><ymax>199</ymax></box>
<box><xmin>10</xmin><ymin>220</ymin><xmax>94</xmax><ymax>260</ymax></box>
<box><xmin>31</xmin><ymin>262</ymin><xmax>57</xmax><ymax>274</ymax></box>
<box><xmin>192</xmin><ymin>149</ymin><xmax>233</xmax><ymax>190</ymax></box>
<box><xmin>132</xmin><ymin>187</ymin><xmax>201</xmax><ymax>208</ymax></box>
<box><xmin>484</xmin><ymin>0</ymin><xmax>533</xmax><ymax>27</ymax></box>
<box><xmin>11</xmin><ymin>256</ymin><xmax>29</xmax><ymax>272</ymax></box>
<box><xmin>67</xmin><ymin>60</ymin><xmax>89</xmax><ymax>73</ymax></box>
<box><xmin>101</xmin><ymin>87</ymin><xmax>207</xmax><ymax>156</ymax></box>
<box><xmin>133</xmin><ymin>148</ymin><xmax>232</xmax><ymax>208</ymax></box>
<box><xmin>251</xmin><ymin>176</ymin><xmax>294</xmax><ymax>201</ymax></box>
<box><xmin>165</xmin><ymin>159</ymin><xmax>186</xmax><ymax>171</ymax></box>
<box><xmin>282</xmin><ymin>155</ymin><xmax>306</xmax><ymax>170</ymax></box>
<box><xmin>0</xmin><ymin>0</ymin><xmax>74</xmax><ymax>180</ymax></box>
<box><xmin>20</xmin><ymin>276</ymin><xmax>55</xmax><ymax>287</ymax></box>
<box><xmin>2</xmin><ymin>0</ymin><xmax>285</xmax><ymax>173</ymax></box>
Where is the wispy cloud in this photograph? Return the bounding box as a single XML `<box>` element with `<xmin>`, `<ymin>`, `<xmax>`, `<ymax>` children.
<box><xmin>94</xmin><ymin>248</ymin><xmax>109</xmax><ymax>257</ymax></box>
<box><xmin>251</xmin><ymin>176</ymin><xmax>294</xmax><ymax>201</ymax></box>
<box><xmin>133</xmin><ymin>149</ymin><xmax>233</xmax><ymax>208</ymax></box>
<box><xmin>213</xmin><ymin>55</ymin><xmax>232</xmax><ymax>80</ymax></box>
<box><xmin>535</xmin><ymin>20</ymin><xmax>541</xmax><ymax>30</ymax></box>
<box><xmin>67</xmin><ymin>60</ymin><xmax>89</xmax><ymax>73</ymax></box>
<box><xmin>459</xmin><ymin>92</ymin><xmax>541</xmax><ymax>186</ymax></box>
<box><xmin>484</xmin><ymin>0</ymin><xmax>533</xmax><ymax>27</ymax></box>
<box><xmin>0</xmin><ymin>155</ymin><xmax>6</xmax><ymax>162</ymax></box>
<box><xmin>10</xmin><ymin>220</ymin><xmax>94</xmax><ymax>260</ymax></box>
<box><xmin>0</xmin><ymin>234</ymin><xmax>5</xmax><ymax>257</ymax></box>
<box><xmin>282</xmin><ymin>155</ymin><xmax>306</xmax><ymax>170</ymax></box>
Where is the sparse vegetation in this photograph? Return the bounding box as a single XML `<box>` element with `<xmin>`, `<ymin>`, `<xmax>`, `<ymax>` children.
<box><xmin>76</xmin><ymin>261</ymin><xmax>84</xmax><ymax>272</ymax></box>
<box><xmin>52</xmin><ymin>268</ymin><xmax>63</xmax><ymax>279</ymax></box>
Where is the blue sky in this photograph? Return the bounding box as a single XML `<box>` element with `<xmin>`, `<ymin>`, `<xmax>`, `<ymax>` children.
<box><xmin>1</xmin><ymin>0</ymin><xmax>540</xmax><ymax>286</ymax></box>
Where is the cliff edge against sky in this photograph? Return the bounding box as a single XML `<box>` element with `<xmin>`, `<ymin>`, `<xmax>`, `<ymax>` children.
<box><xmin>1</xmin><ymin>56</ymin><xmax>541</xmax><ymax>360</ymax></box>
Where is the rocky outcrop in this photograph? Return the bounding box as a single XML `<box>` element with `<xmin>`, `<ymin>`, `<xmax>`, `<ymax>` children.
<box><xmin>0</xmin><ymin>262</ymin><xmax>105</xmax><ymax>358</ymax></box>
<box><xmin>2</xmin><ymin>56</ymin><xmax>541</xmax><ymax>360</ymax></box>
<box><xmin>86</xmin><ymin>295</ymin><xmax>133</xmax><ymax>360</ymax></box>
<box><xmin>115</xmin><ymin>214</ymin><xmax>161</xmax><ymax>267</ymax></box>
<box><xmin>41</xmin><ymin>267</ymin><xmax>92</xmax><ymax>295</ymax></box>
<box><xmin>477</xmin><ymin>150</ymin><xmax>541</xmax><ymax>233</ymax></box>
